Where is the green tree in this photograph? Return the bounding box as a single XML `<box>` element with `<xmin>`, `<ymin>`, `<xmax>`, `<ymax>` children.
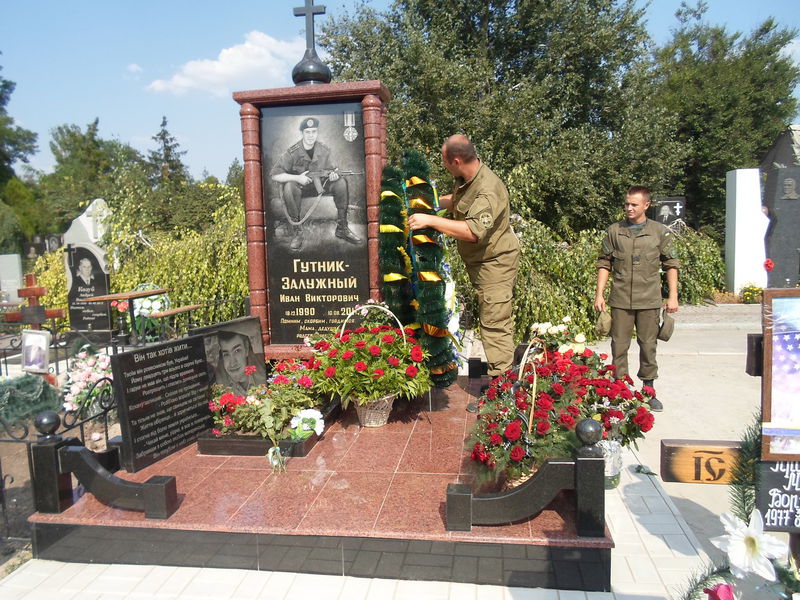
<box><xmin>0</xmin><ymin>60</ymin><xmax>37</xmax><ymax>186</ymax></box>
<box><xmin>652</xmin><ymin>2</ymin><xmax>800</xmax><ymax>241</ymax></box>
<box><xmin>321</xmin><ymin>0</ymin><xmax>685</xmax><ymax>234</ymax></box>
<box><xmin>147</xmin><ymin>116</ymin><xmax>189</xmax><ymax>189</ymax></box>
<box><xmin>1</xmin><ymin>176</ymin><xmax>48</xmax><ymax>238</ymax></box>
<box><xmin>37</xmin><ymin>119</ymin><xmax>145</xmax><ymax>228</ymax></box>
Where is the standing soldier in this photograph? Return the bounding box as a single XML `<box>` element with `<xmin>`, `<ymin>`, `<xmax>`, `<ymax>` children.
<box><xmin>408</xmin><ymin>134</ymin><xmax>520</xmax><ymax>377</ymax></box>
<box><xmin>594</xmin><ymin>186</ymin><xmax>680</xmax><ymax>411</ymax></box>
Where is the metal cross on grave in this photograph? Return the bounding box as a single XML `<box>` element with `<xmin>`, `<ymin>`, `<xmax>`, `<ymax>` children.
<box><xmin>294</xmin><ymin>0</ymin><xmax>326</xmax><ymax>51</ymax></box>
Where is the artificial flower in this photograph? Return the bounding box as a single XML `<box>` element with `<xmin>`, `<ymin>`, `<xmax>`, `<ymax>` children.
<box><xmin>710</xmin><ymin>509</ymin><xmax>787</xmax><ymax>581</ymax></box>
<box><xmin>702</xmin><ymin>583</ymin><xmax>735</xmax><ymax>600</ymax></box>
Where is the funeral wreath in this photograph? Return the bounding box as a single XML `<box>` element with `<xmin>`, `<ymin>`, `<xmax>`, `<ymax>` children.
<box><xmin>469</xmin><ymin>317</ymin><xmax>657</xmax><ymax>482</ymax></box>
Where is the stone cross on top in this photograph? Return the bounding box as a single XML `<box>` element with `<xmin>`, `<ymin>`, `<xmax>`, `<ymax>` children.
<box><xmin>291</xmin><ymin>0</ymin><xmax>332</xmax><ymax>85</ymax></box>
<box><xmin>294</xmin><ymin>0</ymin><xmax>325</xmax><ymax>51</ymax></box>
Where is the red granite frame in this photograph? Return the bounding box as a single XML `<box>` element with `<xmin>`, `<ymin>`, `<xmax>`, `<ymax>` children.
<box><xmin>233</xmin><ymin>81</ymin><xmax>391</xmax><ymax>360</ymax></box>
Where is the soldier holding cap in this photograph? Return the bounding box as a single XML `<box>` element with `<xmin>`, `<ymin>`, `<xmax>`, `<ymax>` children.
<box><xmin>408</xmin><ymin>134</ymin><xmax>520</xmax><ymax>377</ymax></box>
<box><xmin>270</xmin><ymin>117</ymin><xmax>361</xmax><ymax>251</ymax></box>
<box><xmin>594</xmin><ymin>185</ymin><xmax>680</xmax><ymax>411</ymax></box>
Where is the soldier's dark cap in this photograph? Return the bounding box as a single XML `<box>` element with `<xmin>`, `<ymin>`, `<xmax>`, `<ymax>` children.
<box><xmin>658</xmin><ymin>310</ymin><xmax>675</xmax><ymax>342</ymax></box>
<box><xmin>596</xmin><ymin>310</ymin><xmax>612</xmax><ymax>337</ymax></box>
<box><xmin>300</xmin><ymin>117</ymin><xmax>319</xmax><ymax>130</ymax></box>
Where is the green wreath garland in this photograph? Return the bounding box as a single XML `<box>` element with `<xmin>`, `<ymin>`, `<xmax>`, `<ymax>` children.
<box><xmin>378</xmin><ymin>151</ymin><xmax>459</xmax><ymax>388</ymax></box>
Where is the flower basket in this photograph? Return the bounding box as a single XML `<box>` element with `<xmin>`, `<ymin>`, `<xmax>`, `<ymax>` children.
<box><xmin>353</xmin><ymin>393</ymin><xmax>396</xmax><ymax>427</ymax></box>
<box><xmin>310</xmin><ymin>301</ymin><xmax>433</xmax><ymax>424</ymax></box>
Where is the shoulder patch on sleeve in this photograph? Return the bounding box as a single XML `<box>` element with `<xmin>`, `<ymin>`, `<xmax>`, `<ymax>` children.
<box><xmin>478</xmin><ymin>212</ymin><xmax>494</xmax><ymax>229</ymax></box>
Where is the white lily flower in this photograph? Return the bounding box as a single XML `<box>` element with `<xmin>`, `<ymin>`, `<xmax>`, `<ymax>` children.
<box><xmin>710</xmin><ymin>509</ymin><xmax>787</xmax><ymax>581</ymax></box>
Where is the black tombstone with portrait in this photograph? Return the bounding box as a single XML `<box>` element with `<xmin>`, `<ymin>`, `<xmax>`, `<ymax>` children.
<box><xmin>65</xmin><ymin>243</ymin><xmax>111</xmax><ymax>331</ymax></box>
<box><xmin>648</xmin><ymin>197</ymin><xmax>686</xmax><ymax>227</ymax></box>
<box><xmin>261</xmin><ymin>103</ymin><xmax>369</xmax><ymax>344</ymax></box>
<box><xmin>764</xmin><ymin>167</ymin><xmax>800</xmax><ymax>288</ymax></box>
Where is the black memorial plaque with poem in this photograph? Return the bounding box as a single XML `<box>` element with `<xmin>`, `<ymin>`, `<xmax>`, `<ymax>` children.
<box><xmin>111</xmin><ymin>337</ymin><xmax>211</xmax><ymax>472</ymax></box>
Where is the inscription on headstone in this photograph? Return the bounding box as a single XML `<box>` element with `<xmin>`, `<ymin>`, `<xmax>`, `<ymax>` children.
<box><xmin>65</xmin><ymin>243</ymin><xmax>111</xmax><ymax>331</ymax></box>
<box><xmin>262</xmin><ymin>102</ymin><xmax>369</xmax><ymax>343</ymax></box>
<box><xmin>111</xmin><ymin>337</ymin><xmax>211</xmax><ymax>472</ymax></box>
<box><xmin>757</xmin><ymin>461</ymin><xmax>800</xmax><ymax>532</ymax></box>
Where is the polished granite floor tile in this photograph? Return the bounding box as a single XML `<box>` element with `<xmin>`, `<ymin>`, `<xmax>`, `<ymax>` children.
<box><xmin>228</xmin><ymin>469</ymin><xmax>332</xmax><ymax>531</ymax></box>
<box><xmin>373</xmin><ymin>473</ymin><xmax>453</xmax><ymax>536</ymax></box>
<box><xmin>297</xmin><ymin>471</ymin><xmax>394</xmax><ymax>535</ymax></box>
<box><xmin>397</xmin><ymin>429</ymin><xmax>465</xmax><ymax>474</ymax></box>
<box><xmin>336</xmin><ymin>431</ymin><xmax>412</xmax><ymax>473</ymax></box>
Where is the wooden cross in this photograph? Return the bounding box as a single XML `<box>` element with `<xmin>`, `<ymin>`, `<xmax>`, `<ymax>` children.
<box><xmin>1</xmin><ymin>274</ymin><xmax>66</xmax><ymax>329</ymax></box>
<box><xmin>294</xmin><ymin>0</ymin><xmax>326</xmax><ymax>50</ymax></box>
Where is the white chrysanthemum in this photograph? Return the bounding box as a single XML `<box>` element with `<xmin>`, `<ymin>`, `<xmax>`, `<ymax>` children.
<box><xmin>710</xmin><ymin>509</ymin><xmax>787</xmax><ymax>581</ymax></box>
<box><xmin>558</xmin><ymin>344</ymin><xmax>570</xmax><ymax>353</ymax></box>
<box><xmin>572</xmin><ymin>343</ymin><xmax>586</xmax><ymax>354</ymax></box>
<box><xmin>562</xmin><ymin>316</ymin><xmax>571</xmax><ymax>323</ymax></box>
<box><xmin>574</xmin><ymin>333</ymin><xmax>586</xmax><ymax>344</ymax></box>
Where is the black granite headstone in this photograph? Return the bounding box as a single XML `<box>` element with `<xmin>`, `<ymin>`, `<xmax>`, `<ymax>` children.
<box><xmin>261</xmin><ymin>103</ymin><xmax>369</xmax><ymax>343</ymax></box>
<box><xmin>765</xmin><ymin>167</ymin><xmax>800</xmax><ymax>287</ymax></box>
<box><xmin>111</xmin><ymin>337</ymin><xmax>211</xmax><ymax>472</ymax></box>
<box><xmin>65</xmin><ymin>243</ymin><xmax>112</xmax><ymax>331</ymax></box>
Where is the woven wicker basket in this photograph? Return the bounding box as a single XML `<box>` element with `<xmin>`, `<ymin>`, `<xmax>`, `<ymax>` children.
<box><xmin>354</xmin><ymin>393</ymin><xmax>396</xmax><ymax>427</ymax></box>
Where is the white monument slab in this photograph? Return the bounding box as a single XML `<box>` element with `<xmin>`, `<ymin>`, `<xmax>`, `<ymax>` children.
<box><xmin>725</xmin><ymin>168</ymin><xmax>769</xmax><ymax>293</ymax></box>
<box><xmin>0</xmin><ymin>254</ymin><xmax>23</xmax><ymax>302</ymax></box>
<box><xmin>63</xmin><ymin>198</ymin><xmax>111</xmax><ymax>246</ymax></box>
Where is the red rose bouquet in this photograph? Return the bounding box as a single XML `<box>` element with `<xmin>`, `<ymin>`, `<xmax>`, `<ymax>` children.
<box><xmin>209</xmin><ymin>358</ymin><xmax>317</xmax><ymax>445</ymax></box>
<box><xmin>469</xmin><ymin>317</ymin><xmax>656</xmax><ymax>481</ymax></box>
<box><xmin>310</xmin><ymin>303</ymin><xmax>433</xmax><ymax>409</ymax></box>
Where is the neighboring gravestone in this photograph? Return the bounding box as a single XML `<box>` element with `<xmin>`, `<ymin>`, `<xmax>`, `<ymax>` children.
<box><xmin>0</xmin><ymin>254</ymin><xmax>23</xmax><ymax>302</ymax></box>
<box><xmin>63</xmin><ymin>198</ymin><xmax>111</xmax><ymax>246</ymax></box>
<box><xmin>64</xmin><ymin>243</ymin><xmax>111</xmax><ymax>331</ymax></box>
<box><xmin>647</xmin><ymin>196</ymin><xmax>686</xmax><ymax>226</ymax></box>
<box><xmin>757</xmin><ymin>461</ymin><xmax>800</xmax><ymax>532</ymax></box>
<box><xmin>725</xmin><ymin>169</ymin><xmax>769</xmax><ymax>293</ymax></box>
<box><xmin>760</xmin><ymin>125</ymin><xmax>800</xmax><ymax>288</ymax></box>
<box><xmin>63</xmin><ymin>199</ymin><xmax>113</xmax><ymax>332</ymax></box>
<box><xmin>111</xmin><ymin>336</ymin><xmax>211</xmax><ymax>472</ymax></box>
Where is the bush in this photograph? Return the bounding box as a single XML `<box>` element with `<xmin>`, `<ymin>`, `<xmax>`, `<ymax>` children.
<box><xmin>740</xmin><ymin>284</ymin><xmax>762</xmax><ymax>304</ymax></box>
<box><xmin>447</xmin><ymin>217</ymin><xmax>725</xmax><ymax>344</ymax></box>
<box><xmin>34</xmin><ymin>197</ymin><xmax>249</xmax><ymax>328</ymax></box>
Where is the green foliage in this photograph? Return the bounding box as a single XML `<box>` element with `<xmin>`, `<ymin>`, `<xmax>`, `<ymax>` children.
<box><xmin>727</xmin><ymin>412</ymin><xmax>761</xmax><ymax>523</ymax></box>
<box><xmin>146</xmin><ymin>116</ymin><xmax>189</xmax><ymax>189</ymax></box>
<box><xmin>670</xmin><ymin>227</ymin><xmax>726</xmax><ymax>305</ymax></box>
<box><xmin>0</xmin><ymin>200</ymin><xmax>23</xmax><ymax>253</ymax></box>
<box><xmin>321</xmin><ymin>0</ymin><xmax>685</xmax><ymax>236</ymax></box>
<box><xmin>37</xmin><ymin>119</ymin><xmax>142</xmax><ymax>229</ymax></box>
<box><xmin>1</xmin><ymin>177</ymin><xmax>44</xmax><ymax>239</ymax></box>
<box><xmin>0</xmin><ymin>60</ymin><xmax>37</xmax><ymax>186</ymax></box>
<box><xmin>448</xmin><ymin>218</ymin><xmax>724</xmax><ymax>344</ymax></box>
<box><xmin>652</xmin><ymin>5</ymin><xmax>800</xmax><ymax>240</ymax></box>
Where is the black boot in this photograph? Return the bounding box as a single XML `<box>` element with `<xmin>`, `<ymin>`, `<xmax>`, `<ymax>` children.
<box><xmin>642</xmin><ymin>379</ymin><xmax>662</xmax><ymax>411</ymax></box>
<box><xmin>335</xmin><ymin>219</ymin><xmax>362</xmax><ymax>245</ymax></box>
<box><xmin>336</xmin><ymin>206</ymin><xmax>362</xmax><ymax>244</ymax></box>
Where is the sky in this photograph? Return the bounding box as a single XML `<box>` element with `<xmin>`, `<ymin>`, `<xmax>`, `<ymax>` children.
<box><xmin>2</xmin><ymin>0</ymin><xmax>799</xmax><ymax>181</ymax></box>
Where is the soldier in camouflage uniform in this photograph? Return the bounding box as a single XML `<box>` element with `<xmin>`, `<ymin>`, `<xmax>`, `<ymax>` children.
<box><xmin>270</xmin><ymin>117</ymin><xmax>362</xmax><ymax>251</ymax></box>
<box><xmin>408</xmin><ymin>134</ymin><xmax>520</xmax><ymax>377</ymax></box>
<box><xmin>594</xmin><ymin>186</ymin><xmax>680</xmax><ymax>411</ymax></box>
